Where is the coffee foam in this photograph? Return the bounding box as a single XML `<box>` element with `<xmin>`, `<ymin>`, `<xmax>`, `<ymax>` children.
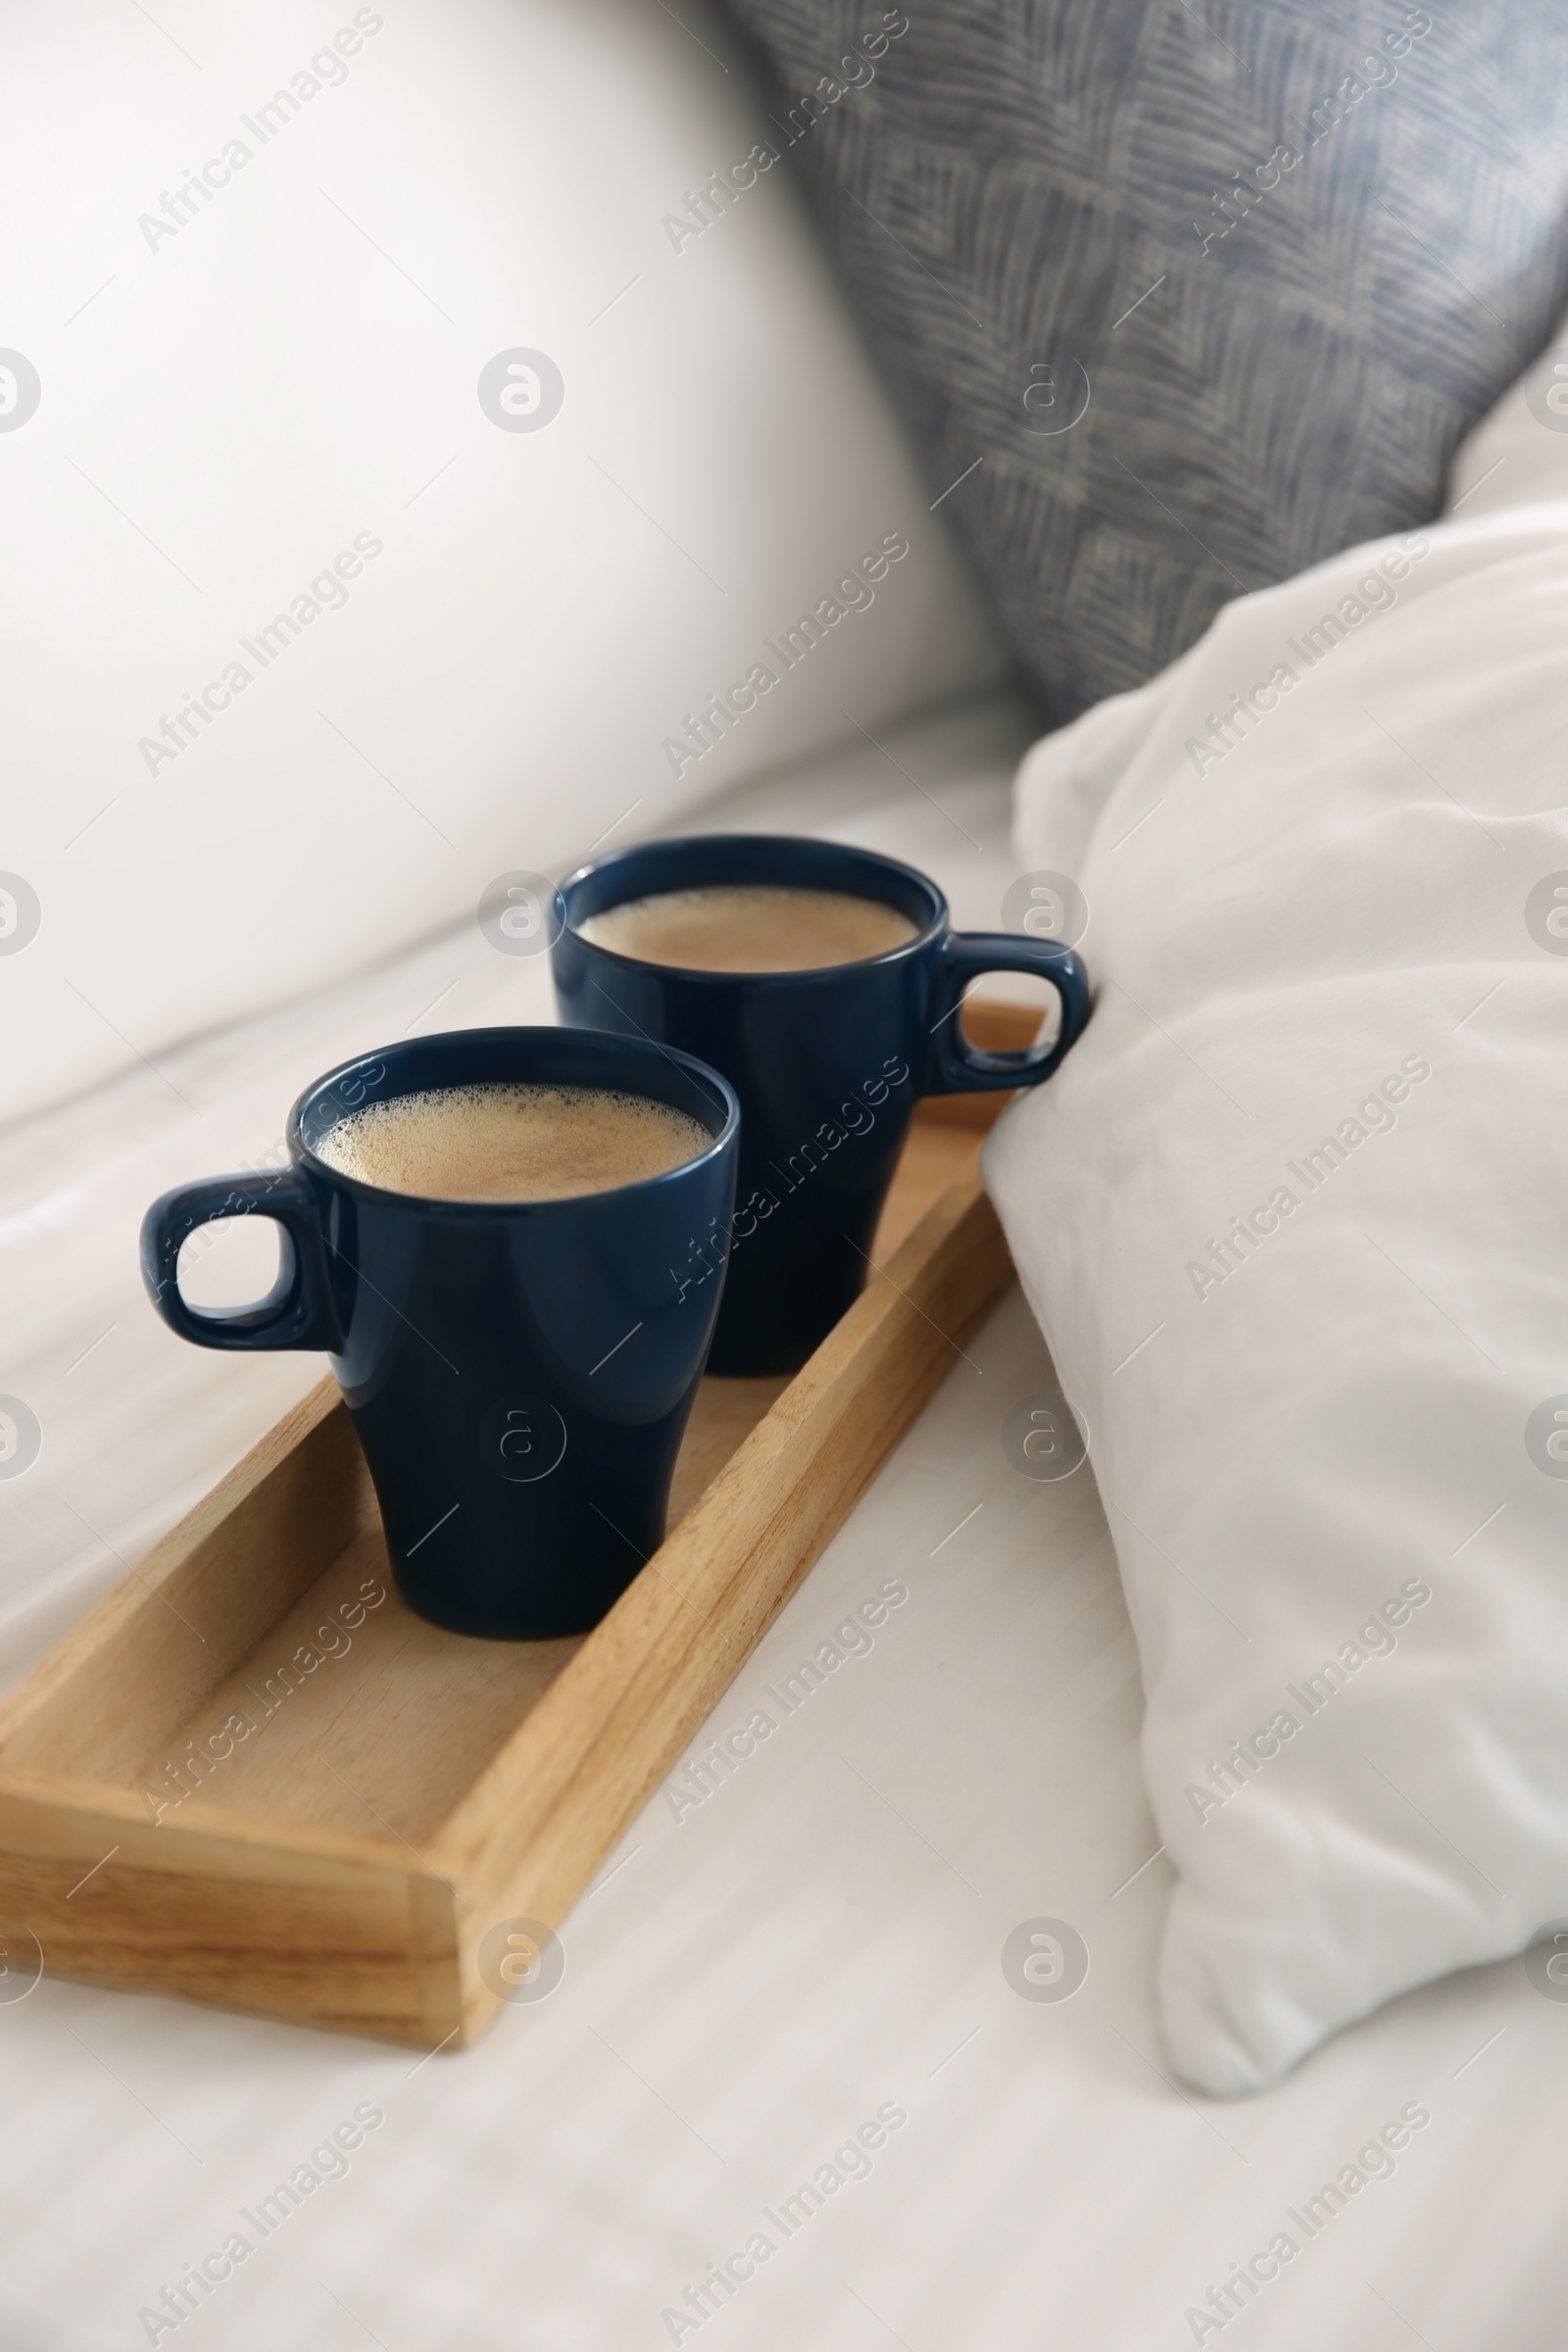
<box><xmin>315</xmin><ymin>1082</ymin><xmax>710</xmax><ymax>1203</ymax></box>
<box><xmin>579</xmin><ymin>882</ymin><xmax>918</xmax><ymax>973</ymax></box>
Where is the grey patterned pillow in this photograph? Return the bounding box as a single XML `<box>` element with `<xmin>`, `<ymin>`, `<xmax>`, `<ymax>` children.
<box><xmin>721</xmin><ymin>0</ymin><xmax>1568</xmax><ymax>720</ymax></box>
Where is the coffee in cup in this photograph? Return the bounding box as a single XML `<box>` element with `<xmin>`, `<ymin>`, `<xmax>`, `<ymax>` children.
<box><xmin>140</xmin><ymin>1028</ymin><xmax>740</xmax><ymax>1639</ymax></box>
<box><xmin>554</xmin><ymin>836</ymin><xmax>1091</xmax><ymax>1375</ymax></box>
<box><xmin>315</xmin><ymin>1080</ymin><xmax>710</xmax><ymax>1202</ymax></box>
<box><xmin>578</xmin><ymin>883</ymin><xmax>918</xmax><ymax>974</ymax></box>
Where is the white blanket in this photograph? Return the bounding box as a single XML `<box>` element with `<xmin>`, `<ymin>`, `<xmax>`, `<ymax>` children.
<box><xmin>985</xmin><ymin>394</ymin><xmax>1568</xmax><ymax>2092</ymax></box>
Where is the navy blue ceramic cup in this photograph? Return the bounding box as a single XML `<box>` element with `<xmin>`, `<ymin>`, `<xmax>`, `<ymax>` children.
<box><xmin>552</xmin><ymin>836</ymin><xmax>1090</xmax><ymax>1375</ymax></box>
<box><xmin>139</xmin><ymin>1027</ymin><xmax>739</xmax><ymax>1639</ymax></box>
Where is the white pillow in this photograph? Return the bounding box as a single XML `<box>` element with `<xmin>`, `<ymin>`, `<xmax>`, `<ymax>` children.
<box><xmin>0</xmin><ymin>0</ymin><xmax>1001</xmax><ymax>1127</ymax></box>
<box><xmin>984</xmin><ymin>477</ymin><xmax>1568</xmax><ymax>2092</ymax></box>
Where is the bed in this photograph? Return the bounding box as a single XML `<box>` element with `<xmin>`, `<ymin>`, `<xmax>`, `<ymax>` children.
<box><xmin>1</xmin><ymin>680</ymin><xmax>1561</xmax><ymax>2352</ymax></box>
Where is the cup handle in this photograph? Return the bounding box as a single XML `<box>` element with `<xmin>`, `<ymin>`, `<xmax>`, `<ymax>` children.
<box><xmin>923</xmin><ymin>934</ymin><xmax>1091</xmax><ymax>1095</ymax></box>
<box><xmin>139</xmin><ymin>1170</ymin><xmax>341</xmax><ymax>1350</ymax></box>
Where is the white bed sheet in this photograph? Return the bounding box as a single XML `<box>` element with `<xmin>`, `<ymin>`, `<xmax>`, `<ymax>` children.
<box><xmin>1</xmin><ymin>688</ymin><xmax>1562</xmax><ymax>2351</ymax></box>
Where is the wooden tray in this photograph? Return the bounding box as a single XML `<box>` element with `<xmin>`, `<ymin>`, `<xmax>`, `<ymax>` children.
<box><xmin>0</xmin><ymin>1006</ymin><xmax>1035</xmax><ymax>2047</ymax></box>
